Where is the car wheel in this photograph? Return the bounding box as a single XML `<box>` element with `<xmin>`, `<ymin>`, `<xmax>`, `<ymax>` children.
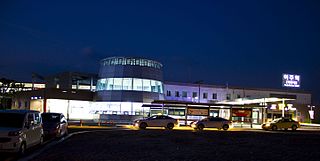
<box><xmin>271</xmin><ymin>125</ymin><xmax>277</xmax><ymax>131</ymax></box>
<box><xmin>222</xmin><ymin>124</ymin><xmax>229</xmax><ymax>131</ymax></box>
<box><xmin>197</xmin><ymin>124</ymin><xmax>204</xmax><ymax>131</ymax></box>
<box><xmin>56</xmin><ymin>129</ymin><xmax>62</xmax><ymax>138</ymax></box>
<box><xmin>18</xmin><ymin>142</ymin><xmax>26</xmax><ymax>156</ymax></box>
<box><xmin>166</xmin><ymin>123</ymin><xmax>174</xmax><ymax>130</ymax></box>
<box><xmin>64</xmin><ymin>128</ymin><xmax>69</xmax><ymax>136</ymax></box>
<box><xmin>292</xmin><ymin>125</ymin><xmax>298</xmax><ymax>131</ymax></box>
<box><xmin>139</xmin><ymin>122</ymin><xmax>147</xmax><ymax>129</ymax></box>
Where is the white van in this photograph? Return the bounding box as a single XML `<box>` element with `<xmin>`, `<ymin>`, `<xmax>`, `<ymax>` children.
<box><xmin>0</xmin><ymin>110</ymin><xmax>44</xmax><ymax>154</ymax></box>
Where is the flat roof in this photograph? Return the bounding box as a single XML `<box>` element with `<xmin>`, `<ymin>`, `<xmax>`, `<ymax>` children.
<box><xmin>164</xmin><ymin>81</ymin><xmax>311</xmax><ymax>94</ymax></box>
<box><xmin>144</xmin><ymin>100</ymin><xmax>265</xmax><ymax>108</ymax></box>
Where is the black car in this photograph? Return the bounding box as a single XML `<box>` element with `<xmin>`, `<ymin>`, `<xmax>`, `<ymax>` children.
<box><xmin>41</xmin><ymin>113</ymin><xmax>68</xmax><ymax>138</ymax></box>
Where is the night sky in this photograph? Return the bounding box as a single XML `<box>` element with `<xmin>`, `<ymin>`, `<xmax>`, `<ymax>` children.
<box><xmin>1</xmin><ymin>1</ymin><xmax>320</xmax><ymax>103</ymax></box>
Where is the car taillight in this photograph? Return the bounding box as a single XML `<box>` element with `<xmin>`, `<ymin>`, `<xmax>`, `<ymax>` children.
<box><xmin>8</xmin><ymin>130</ymin><xmax>22</xmax><ymax>136</ymax></box>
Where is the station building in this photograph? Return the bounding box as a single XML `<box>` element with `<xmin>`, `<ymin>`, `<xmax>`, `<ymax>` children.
<box><xmin>11</xmin><ymin>56</ymin><xmax>314</xmax><ymax>124</ymax></box>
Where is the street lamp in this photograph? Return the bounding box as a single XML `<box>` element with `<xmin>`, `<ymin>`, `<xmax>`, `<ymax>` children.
<box><xmin>194</xmin><ymin>80</ymin><xmax>204</xmax><ymax>103</ymax></box>
<box><xmin>308</xmin><ymin>105</ymin><xmax>315</xmax><ymax>123</ymax></box>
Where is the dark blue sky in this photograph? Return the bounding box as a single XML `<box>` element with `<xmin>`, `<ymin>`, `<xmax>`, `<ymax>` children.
<box><xmin>1</xmin><ymin>0</ymin><xmax>320</xmax><ymax>102</ymax></box>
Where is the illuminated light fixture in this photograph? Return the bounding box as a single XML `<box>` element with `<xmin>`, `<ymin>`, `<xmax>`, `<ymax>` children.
<box><xmin>72</xmin><ymin>91</ymin><xmax>76</xmax><ymax>94</ymax></box>
<box><xmin>62</xmin><ymin>91</ymin><xmax>67</xmax><ymax>93</ymax></box>
<box><xmin>278</xmin><ymin>103</ymin><xmax>285</xmax><ymax>110</ymax></box>
<box><xmin>287</xmin><ymin>104</ymin><xmax>296</xmax><ymax>111</ymax></box>
<box><xmin>217</xmin><ymin>97</ymin><xmax>294</xmax><ymax>105</ymax></box>
<box><xmin>270</xmin><ymin>104</ymin><xmax>277</xmax><ymax>110</ymax></box>
<box><xmin>290</xmin><ymin>107</ymin><xmax>297</xmax><ymax>111</ymax></box>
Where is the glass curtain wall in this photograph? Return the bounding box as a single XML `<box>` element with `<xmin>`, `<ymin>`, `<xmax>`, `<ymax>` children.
<box><xmin>97</xmin><ymin>78</ymin><xmax>163</xmax><ymax>93</ymax></box>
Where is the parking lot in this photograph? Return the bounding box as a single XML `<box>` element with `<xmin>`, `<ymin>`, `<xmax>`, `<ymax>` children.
<box><xmin>1</xmin><ymin>126</ymin><xmax>318</xmax><ymax>161</ymax></box>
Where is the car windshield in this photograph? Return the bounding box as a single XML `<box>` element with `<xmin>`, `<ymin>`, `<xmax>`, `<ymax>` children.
<box><xmin>42</xmin><ymin>114</ymin><xmax>60</xmax><ymax>122</ymax></box>
<box><xmin>271</xmin><ymin>118</ymin><xmax>282</xmax><ymax>123</ymax></box>
<box><xmin>0</xmin><ymin>113</ymin><xmax>25</xmax><ymax>128</ymax></box>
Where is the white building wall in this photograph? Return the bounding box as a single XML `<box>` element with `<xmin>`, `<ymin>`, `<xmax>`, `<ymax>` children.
<box><xmin>164</xmin><ymin>84</ymin><xmax>228</xmax><ymax>103</ymax></box>
<box><xmin>164</xmin><ymin>83</ymin><xmax>311</xmax><ymax>105</ymax></box>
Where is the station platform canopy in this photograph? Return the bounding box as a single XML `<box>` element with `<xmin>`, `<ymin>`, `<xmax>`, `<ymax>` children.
<box><xmin>142</xmin><ymin>97</ymin><xmax>295</xmax><ymax>108</ymax></box>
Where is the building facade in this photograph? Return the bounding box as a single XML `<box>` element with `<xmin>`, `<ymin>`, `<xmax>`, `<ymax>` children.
<box><xmin>10</xmin><ymin>56</ymin><xmax>315</xmax><ymax>124</ymax></box>
<box><xmin>164</xmin><ymin>82</ymin><xmax>312</xmax><ymax>124</ymax></box>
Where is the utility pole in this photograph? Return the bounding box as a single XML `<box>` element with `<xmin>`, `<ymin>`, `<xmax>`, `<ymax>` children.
<box><xmin>194</xmin><ymin>80</ymin><xmax>204</xmax><ymax>103</ymax></box>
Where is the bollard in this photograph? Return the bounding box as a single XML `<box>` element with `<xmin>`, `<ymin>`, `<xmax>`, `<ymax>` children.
<box><xmin>80</xmin><ymin>120</ymin><xmax>83</xmax><ymax>127</ymax></box>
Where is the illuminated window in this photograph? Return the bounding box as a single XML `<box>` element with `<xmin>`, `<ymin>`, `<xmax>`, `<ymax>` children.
<box><xmin>168</xmin><ymin>109</ymin><xmax>185</xmax><ymax>116</ymax></box>
<box><xmin>133</xmin><ymin>78</ymin><xmax>143</xmax><ymax>91</ymax></box>
<box><xmin>96</xmin><ymin>79</ymin><xmax>107</xmax><ymax>91</ymax></box>
<box><xmin>106</xmin><ymin>78</ymin><xmax>113</xmax><ymax>90</ymax></box>
<box><xmin>122</xmin><ymin>78</ymin><xmax>132</xmax><ymax>90</ymax></box>
<box><xmin>96</xmin><ymin>78</ymin><xmax>163</xmax><ymax>93</ymax></box>
<box><xmin>156</xmin><ymin>81</ymin><xmax>163</xmax><ymax>93</ymax></box>
<box><xmin>143</xmin><ymin>79</ymin><xmax>151</xmax><ymax>92</ymax></box>
<box><xmin>111</xmin><ymin>59</ymin><xmax>115</xmax><ymax>65</ymax></box>
<box><xmin>151</xmin><ymin>80</ymin><xmax>158</xmax><ymax>92</ymax></box>
<box><xmin>127</xmin><ymin>59</ymin><xmax>131</xmax><ymax>65</ymax></box>
<box><xmin>122</xmin><ymin>58</ymin><xmax>126</xmax><ymax>65</ymax></box>
<box><xmin>118</xmin><ymin>58</ymin><xmax>123</xmax><ymax>65</ymax></box>
<box><xmin>102</xmin><ymin>57</ymin><xmax>163</xmax><ymax>69</ymax></box>
<box><xmin>113</xmin><ymin>78</ymin><xmax>122</xmax><ymax>90</ymax></box>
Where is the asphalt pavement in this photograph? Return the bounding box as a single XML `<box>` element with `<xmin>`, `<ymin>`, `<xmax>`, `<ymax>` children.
<box><xmin>8</xmin><ymin>125</ymin><xmax>320</xmax><ymax>161</ymax></box>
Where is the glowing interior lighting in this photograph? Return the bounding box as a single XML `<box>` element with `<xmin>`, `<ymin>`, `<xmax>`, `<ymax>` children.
<box><xmin>270</xmin><ymin>104</ymin><xmax>277</xmax><ymax>109</ymax></box>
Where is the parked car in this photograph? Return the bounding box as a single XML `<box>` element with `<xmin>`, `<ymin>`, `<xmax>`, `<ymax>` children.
<box><xmin>191</xmin><ymin>117</ymin><xmax>232</xmax><ymax>131</ymax></box>
<box><xmin>262</xmin><ymin>117</ymin><xmax>300</xmax><ymax>131</ymax></box>
<box><xmin>41</xmin><ymin>113</ymin><xmax>68</xmax><ymax>138</ymax></box>
<box><xmin>133</xmin><ymin>115</ymin><xmax>178</xmax><ymax>130</ymax></box>
<box><xmin>0</xmin><ymin>110</ymin><xmax>44</xmax><ymax>155</ymax></box>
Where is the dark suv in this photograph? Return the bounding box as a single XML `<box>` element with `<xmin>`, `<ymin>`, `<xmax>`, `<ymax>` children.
<box><xmin>41</xmin><ymin>113</ymin><xmax>68</xmax><ymax>138</ymax></box>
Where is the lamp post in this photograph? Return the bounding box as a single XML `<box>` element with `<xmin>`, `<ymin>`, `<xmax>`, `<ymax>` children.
<box><xmin>282</xmin><ymin>99</ymin><xmax>285</xmax><ymax>117</ymax></box>
<box><xmin>194</xmin><ymin>80</ymin><xmax>204</xmax><ymax>103</ymax></box>
<box><xmin>308</xmin><ymin>105</ymin><xmax>315</xmax><ymax>123</ymax></box>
